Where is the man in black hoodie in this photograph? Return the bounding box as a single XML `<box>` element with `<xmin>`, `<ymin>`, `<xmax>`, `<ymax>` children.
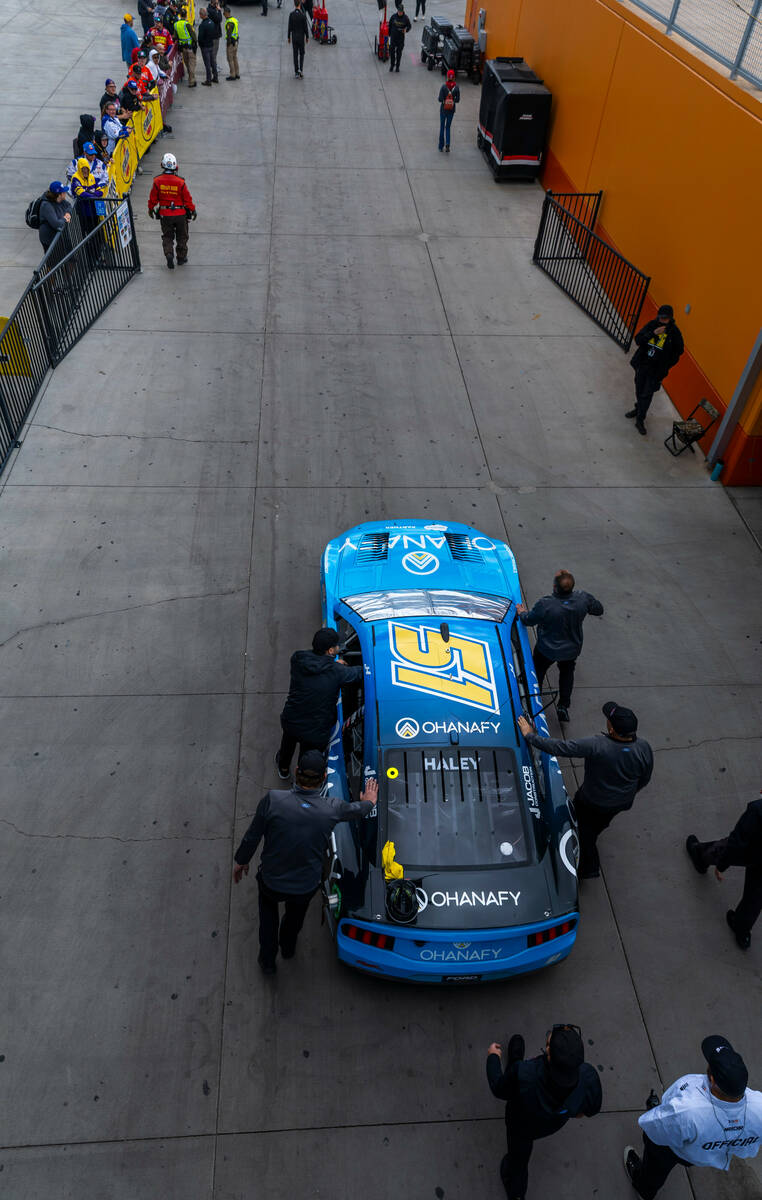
<box><xmin>517</xmin><ymin>569</ymin><xmax>603</xmax><ymax>724</ymax></box>
<box><xmin>487</xmin><ymin>1024</ymin><xmax>602</xmax><ymax>1199</ymax></box>
<box><xmin>287</xmin><ymin>0</ymin><xmax>310</xmax><ymax>78</ymax></box>
<box><xmin>626</xmin><ymin>304</ymin><xmax>684</xmax><ymax>436</ymax></box>
<box><xmin>276</xmin><ymin>627</ymin><xmax>362</xmax><ymax>778</ymax></box>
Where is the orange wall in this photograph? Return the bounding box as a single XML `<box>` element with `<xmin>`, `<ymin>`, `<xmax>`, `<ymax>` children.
<box><xmin>468</xmin><ymin>0</ymin><xmax>762</xmax><ymax>482</ymax></box>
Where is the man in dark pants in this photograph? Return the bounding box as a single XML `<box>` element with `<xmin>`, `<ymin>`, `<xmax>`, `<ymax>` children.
<box><xmin>388</xmin><ymin>3</ymin><xmax>411</xmax><ymax>71</ymax></box>
<box><xmin>686</xmin><ymin>790</ymin><xmax>762</xmax><ymax>949</ymax></box>
<box><xmin>624</xmin><ymin>1036</ymin><xmax>762</xmax><ymax>1198</ymax></box>
<box><xmin>233</xmin><ymin>751</ymin><xmax>378</xmax><ymax>973</ymax></box>
<box><xmin>287</xmin><ymin>0</ymin><xmax>310</xmax><ymax>77</ymax></box>
<box><xmin>487</xmin><ymin>1024</ymin><xmax>602</xmax><ymax>1198</ymax></box>
<box><xmin>207</xmin><ymin>0</ymin><xmax>222</xmax><ymax>81</ymax></box>
<box><xmin>277</xmin><ymin>627</ymin><xmax>362</xmax><ymax>776</ymax></box>
<box><xmin>626</xmin><ymin>303</ymin><xmax>684</xmax><ymax>436</ymax></box>
<box><xmin>517</xmin><ymin>568</ymin><xmax>603</xmax><ymax>724</ymax></box>
<box><xmin>148</xmin><ymin>152</ymin><xmax>196</xmax><ymax>268</ymax></box>
<box><xmin>518</xmin><ymin>702</ymin><xmax>653</xmax><ymax>879</ymax></box>
<box><xmin>197</xmin><ymin>8</ymin><xmax>218</xmax><ymax>83</ymax></box>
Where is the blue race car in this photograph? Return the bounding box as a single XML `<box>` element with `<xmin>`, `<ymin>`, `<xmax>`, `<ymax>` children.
<box><xmin>320</xmin><ymin>519</ymin><xmax>579</xmax><ymax>983</ymax></box>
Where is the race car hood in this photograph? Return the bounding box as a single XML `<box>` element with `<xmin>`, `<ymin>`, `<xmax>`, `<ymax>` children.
<box><xmin>373</xmin><ymin>617</ymin><xmax>517</xmax><ymax>748</ymax></box>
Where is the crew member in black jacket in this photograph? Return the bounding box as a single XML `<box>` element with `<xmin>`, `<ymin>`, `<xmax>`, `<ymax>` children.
<box><xmin>686</xmin><ymin>792</ymin><xmax>762</xmax><ymax>949</ymax></box>
<box><xmin>234</xmin><ymin>751</ymin><xmax>377</xmax><ymax>972</ymax></box>
<box><xmin>517</xmin><ymin>568</ymin><xmax>603</xmax><ymax>723</ymax></box>
<box><xmin>388</xmin><ymin>4</ymin><xmax>411</xmax><ymax>71</ymax></box>
<box><xmin>518</xmin><ymin>702</ymin><xmax>653</xmax><ymax>879</ymax></box>
<box><xmin>487</xmin><ymin>1024</ymin><xmax>602</xmax><ymax>1198</ymax></box>
<box><xmin>626</xmin><ymin>303</ymin><xmax>684</xmax><ymax>436</ymax></box>
<box><xmin>276</xmin><ymin>627</ymin><xmax>362</xmax><ymax>778</ymax></box>
<box><xmin>197</xmin><ymin>8</ymin><xmax>218</xmax><ymax>84</ymax></box>
<box><xmin>287</xmin><ymin>0</ymin><xmax>310</xmax><ymax>77</ymax></box>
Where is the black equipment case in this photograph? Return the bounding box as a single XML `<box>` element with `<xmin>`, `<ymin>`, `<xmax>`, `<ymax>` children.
<box><xmin>477</xmin><ymin>57</ymin><xmax>551</xmax><ymax>180</ymax></box>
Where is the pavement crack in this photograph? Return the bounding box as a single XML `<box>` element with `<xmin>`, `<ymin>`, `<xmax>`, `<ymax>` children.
<box><xmin>34</xmin><ymin>423</ymin><xmax>253</xmax><ymax>446</ymax></box>
<box><xmin>0</xmin><ymin>818</ymin><xmax>228</xmax><ymax>844</ymax></box>
<box><xmin>0</xmin><ymin>586</ymin><xmax>248</xmax><ymax>653</ymax></box>
<box><xmin>654</xmin><ymin>734</ymin><xmax>761</xmax><ymax>753</ymax></box>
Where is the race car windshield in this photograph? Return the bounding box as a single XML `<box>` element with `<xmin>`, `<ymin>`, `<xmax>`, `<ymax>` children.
<box><xmin>342</xmin><ymin>590</ymin><xmax>511</xmax><ymax>622</ymax></box>
<box><xmin>383</xmin><ymin>747</ymin><xmax>529</xmax><ymax>869</ymax></box>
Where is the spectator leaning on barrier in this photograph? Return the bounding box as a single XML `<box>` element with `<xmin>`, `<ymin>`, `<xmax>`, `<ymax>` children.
<box><xmin>174</xmin><ymin>7</ymin><xmax>198</xmax><ymax>87</ymax></box>
<box><xmin>100</xmin><ymin>78</ymin><xmax>129</xmax><ymax>120</ymax></box>
<box><xmin>38</xmin><ymin>181</ymin><xmax>71</xmax><ymax>252</ymax></box>
<box><xmin>223</xmin><ymin>7</ymin><xmax>239</xmax><ymax>80</ymax></box>
<box><xmin>197</xmin><ymin>9</ymin><xmax>219</xmax><ymax>85</ymax></box>
<box><xmin>102</xmin><ymin>102</ymin><xmax>131</xmax><ymax>153</ymax></box>
<box><xmin>70</xmin><ymin>156</ymin><xmax>106</xmax><ymax>236</ymax></box>
<box><xmin>121</xmin><ymin>12</ymin><xmax>140</xmax><ymax>66</ymax></box>
<box><xmin>74</xmin><ymin>114</ymin><xmax>97</xmax><ymax>158</ymax></box>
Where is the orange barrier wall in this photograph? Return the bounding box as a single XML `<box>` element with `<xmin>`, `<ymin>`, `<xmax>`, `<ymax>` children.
<box><xmin>465</xmin><ymin>0</ymin><xmax>762</xmax><ymax>483</ymax></box>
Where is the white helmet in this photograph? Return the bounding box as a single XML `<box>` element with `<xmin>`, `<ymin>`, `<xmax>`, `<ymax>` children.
<box><xmin>161</xmin><ymin>152</ymin><xmax>178</xmax><ymax>171</ymax></box>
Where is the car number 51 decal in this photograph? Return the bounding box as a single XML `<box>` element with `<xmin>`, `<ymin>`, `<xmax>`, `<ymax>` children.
<box><xmin>389</xmin><ymin>623</ymin><xmax>499</xmax><ymax>713</ymax></box>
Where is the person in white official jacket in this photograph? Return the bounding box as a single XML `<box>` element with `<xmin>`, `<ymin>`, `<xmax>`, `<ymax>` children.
<box><xmin>623</xmin><ymin>1035</ymin><xmax>762</xmax><ymax>1198</ymax></box>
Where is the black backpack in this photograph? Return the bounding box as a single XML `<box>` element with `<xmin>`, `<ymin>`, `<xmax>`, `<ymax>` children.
<box><xmin>25</xmin><ymin>194</ymin><xmax>45</xmax><ymax>229</ymax></box>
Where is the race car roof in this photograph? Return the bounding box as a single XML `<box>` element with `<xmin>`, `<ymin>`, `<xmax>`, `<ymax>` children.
<box><xmin>323</xmin><ymin>519</ymin><xmax>521</xmax><ymax>603</ymax></box>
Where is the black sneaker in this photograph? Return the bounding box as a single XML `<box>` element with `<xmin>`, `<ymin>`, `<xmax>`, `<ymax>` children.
<box><xmin>177</xmin><ymin>257</ymin><xmax>187</xmax><ymax>265</ymax></box>
<box><xmin>280</xmin><ymin>945</ymin><xmax>296</xmax><ymax>960</ymax></box>
<box><xmin>635</xmin><ymin>419</ymin><xmax>647</xmax><ymax>435</ymax></box>
<box><xmin>226</xmin><ymin>74</ymin><xmax>235</xmax><ymax>80</ymax></box>
<box><xmin>727</xmin><ymin>909</ymin><xmax>751</xmax><ymax>950</ymax></box>
<box><xmin>166</xmin><ymin>256</ymin><xmax>174</xmax><ymax>269</ymax></box>
<box><xmin>557</xmin><ymin>705</ymin><xmax>570</xmax><ymax>723</ymax></box>
<box><xmin>625</xmin><ymin>409</ymin><xmax>637</xmax><ymax>418</ymax></box>
<box><xmin>275</xmin><ymin>752</ymin><xmax>290</xmax><ymax>781</ymax></box>
<box><xmin>685</xmin><ymin>834</ymin><xmax>707</xmax><ymax>874</ymax></box>
<box><xmin>623</xmin><ymin>1145</ymin><xmax>640</xmax><ymax>1186</ymax></box>
<box><xmin>258</xmin><ymin>955</ymin><xmax>276</xmax><ymax>975</ymax></box>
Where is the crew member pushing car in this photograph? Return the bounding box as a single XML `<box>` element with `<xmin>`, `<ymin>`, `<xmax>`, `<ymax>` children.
<box><xmin>233</xmin><ymin>751</ymin><xmax>377</xmax><ymax>973</ymax></box>
<box><xmin>276</xmin><ymin>627</ymin><xmax>363</xmax><ymax>779</ymax></box>
<box><xmin>148</xmin><ymin>151</ymin><xmax>196</xmax><ymax>268</ymax></box>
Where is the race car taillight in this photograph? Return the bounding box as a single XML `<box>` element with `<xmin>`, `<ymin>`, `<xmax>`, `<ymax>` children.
<box><xmin>526</xmin><ymin>919</ymin><xmax>576</xmax><ymax>948</ymax></box>
<box><xmin>342</xmin><ymin>923</ymin><xmax>396</xmax><ymax>952</ymax></box>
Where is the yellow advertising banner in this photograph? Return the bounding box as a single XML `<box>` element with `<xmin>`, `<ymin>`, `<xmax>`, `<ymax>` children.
<box><xmin>0</xmin><ymin>317</ymin><xmax>32</xmax><ymax>378</ymax></box>
<box><xmin>109</xmin><ymin>131</ymin><xmax>138</xmax><ymax>198</ymax></box>
<box><xmin>133</xmin><ymin>96</ymin><xmax>163</xmax><ymax>159</ymax></box>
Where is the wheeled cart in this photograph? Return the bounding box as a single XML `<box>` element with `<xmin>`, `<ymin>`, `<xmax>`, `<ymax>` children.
<box><xmin>312</xmin><ymin>4</ymin><xmax>337</xmax><ymax>43</ymax></box>
<box><xmin>374</xmin><ymin>0</ymin><xmax>389</xmax><ymax>60</ymax></box>
<box><xmin>477</xmin><ymin>57</ymin><xmax>552</xmax><ymax>180</ymax></box>
<box><xmin>440</xmin><ymin>25</ymin><xmax>481</xmax><ymax>82</ymax></box>
<box><xmin>420</xmin><ymin>14</ymin><xmax>452</xmax><ymax>71</ymax></box>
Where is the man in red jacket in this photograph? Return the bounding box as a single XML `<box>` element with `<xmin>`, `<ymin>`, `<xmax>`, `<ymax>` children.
<box><xmin>148</xmin><ymin>152</ymin><xmax>196</xmax><ymax>268</ymax></box>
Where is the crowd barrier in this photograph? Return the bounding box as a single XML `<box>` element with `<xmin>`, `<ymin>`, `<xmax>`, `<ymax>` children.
<box><xmin>107</xmin><ymin>43</ymin><xmax>185</xmax><ymax>198</ymax></box>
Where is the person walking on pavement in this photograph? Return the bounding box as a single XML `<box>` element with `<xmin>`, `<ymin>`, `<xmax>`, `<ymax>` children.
<box><xmin>487</xmin><ymin>1024</ymin><xmax>602</xmax><ymax>1199</ymax></box>
<box><xmin>276</xmin><ymin>627</ymin><xmax>362</xmax><ymax>778</ymax></box>
<box><xmin>517</xmin><ymin>569</ymin><xmax>603</xmax><ymax>724</ymax></box>
<box><xmin>413</xmin><ymin>0</ymin><xmax>425</xmax><ymax>18</ymax></box>
<box><xmin>437</xmin><ymin>68</ymin><xmax>459</xmax><ymax>152</ymax></box>
<box><xmin>121</xmin><ymin>13</ymin><xmax>140</xmax><ymax>66</ymax></box>
<box><xmin>148</xmin><ymin>152</ymin><xmax>196</xmax><ymax>269</ymax></box>
<box><xmin>207</xmin><ymin>0</ymin><xmax>222</xmax><ymax>82</ymax></box>
<box><xmin>388</xmin><ymin>3</ymin><xmax>411</xmax><ymax>71</ymax></box>
<box><xmin>518</xmin><ymin>702</ymin><xmax>653</xmax><ymax>879</ymax></box>
<box><xmin>686</xmin><ymin>790</ymin><xmax>762</xmax><ymax>949</ymax></box>
<box><xmin>624</xmin><ymin>1036</ymin><xmax>762</xmax><ymax>1199</ymax></box>
<box><xmin>197</xmin><ymin>8</ymin><xmax>218</xmax><ymax>84</ymax></box>
<box><xmin>223</xmin><ymin>7</ymin><xmax>240</xmax><ymax>79</ymax></box>
<box><xmin>626</xmin><ymin>303</ymin><xmax>684</xmax><ymax>436</ymax></box>
<box><xmin>174</xmin><ymin>7</ymin><xmax>198</xmax><ymax>87</ymax></box>
<box><xmin>233</xmin><ymin>751</ymin><xmax>378</xmax><ymax>974</ymax></box>
<box><xmin>287</xmin><ymin>0</ymin><xmax>310</xmax><ymax>78</ymax></box>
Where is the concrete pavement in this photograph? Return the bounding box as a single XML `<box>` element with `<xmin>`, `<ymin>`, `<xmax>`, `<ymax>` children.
<box><xmin>0</xmin><ymin>0</ymin><xmax>760</xmax><ymax>1196</ymax></box>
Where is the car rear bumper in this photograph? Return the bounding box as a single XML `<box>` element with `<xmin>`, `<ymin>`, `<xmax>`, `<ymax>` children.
<box><xmin>336</xmin><ymin>914</ymin><xmax>578</xmax><ymax>983</ymax></box>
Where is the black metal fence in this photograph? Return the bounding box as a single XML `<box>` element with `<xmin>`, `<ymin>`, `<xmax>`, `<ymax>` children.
<box><xmin>0</xmin><ymin>196</ymin><xmax>140</xmax><ymax>474</ymax></box>
<box><xmin>532</xmin><ymin>191</ymin><xmax>650</xmax><ymax>351</ymax></box>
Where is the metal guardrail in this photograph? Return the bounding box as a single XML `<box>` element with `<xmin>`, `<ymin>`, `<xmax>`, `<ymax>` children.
<box><xmin>532</xmin><ymin>191</ymin><xmax>650</xmax><ymax>351</ymax></box>
<box><xmin>629</xmin><ymin>0</ymin><xmax>762</xmax><ymax>89</ymax></box>
<box><xmin>0</xmin><ymin>196</ymin><xmax>140</xmax><ymax>475</ymax></box>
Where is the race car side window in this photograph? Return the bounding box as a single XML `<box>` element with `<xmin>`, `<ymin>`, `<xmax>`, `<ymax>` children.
<box><xmin>337</xmin><ymin>616</ymin><xmax>364</xmax><ymax>802</ymax></box>
<box><xmin>510</xmin><ymin>625</ymin><xmax>545</xmax><ymax>801</ymax></box>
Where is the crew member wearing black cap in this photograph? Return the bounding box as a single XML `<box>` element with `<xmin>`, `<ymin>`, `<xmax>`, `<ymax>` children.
<box><xmin>626</xmin><ymin>304</ymin><xmax>684</xmax><ymax>436</ymax></box>
<box><xmin>517</xmin><ymin>568</ymin><xmax>603</xmax><ymax>724</ymax></box>
<box><xmin>487</xmin><ymin>1023</ymin><xmax>602</xmax><ymax>1198</ymax></box>
<box><xmin>276</xmin><ymin>627</ymin><xmax>363</xmax><ymax>780</ymax></box>
<box><xmin>233</xmin><ymin>752</ymin><xmax>377</xmax><ymax>973</ymax></box>
<box><xmin>624</xmin><ymin>1035</ymin><xmax>762</xmax><ymax>1198</ymax></box>
<box><xmin>686</xmin><ymin>790</ymin><xmax>762</xmax><ymax>949</ymax></box>
<box><xmin>518</xmin><ymin>702</ymin><xmax>653</xmax><ymax>879</ymax></box>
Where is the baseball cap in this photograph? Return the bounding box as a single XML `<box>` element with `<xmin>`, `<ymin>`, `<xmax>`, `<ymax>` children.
<box><xmin>312</xmin><ymin>627</ymin><xmax>340</xmax><ymax>654</ymax></box>
<box><xmin>702</xmin><ymin>1036</ymin><xmax>748</xmax><ymax>1097</ymax></box>
<box><xmin>298</xmin><ymin>749</ymin><xmax>326</xmax><ymax>778</ymax></box>
<box><xmin>548</xmin><ymin>1026</ymin><xmax>584</xmax><ymax>1090</ymax></box>
<box><xmin>82</xmin><ymin>141</ymin><xmax>97</xmax><ymax>154</ymax></box>
<box><xmin>49</xmin><ymin>180</ymin><xmax>67</xmax><ymax>194</ymax></box>
<box><xmin>124</xmin><ymin>11</ymin><xmax>133</xmax><ymax>19</ymax></box>
<box><xmin>657</xmin><ymin>304</ymin><xmax>674</xmax><ymax>320</ymax></box>
<box><xmin>602</xmin><ymin>701</ymin><xmax>638</xmax><ymax>736</ymax></box>
<box><xmin>127</xmin><ymin>80</ymin><xmax>138</xmax><ymax>90</ymax></box>
<box><xmin>105</xmin><ymin>77</ymin><xmax>115</xmax><ymax>86</ymax></box>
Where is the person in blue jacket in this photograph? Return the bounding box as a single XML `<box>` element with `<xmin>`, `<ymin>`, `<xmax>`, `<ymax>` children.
<box><xmin>438</xmin><ymin>68</ymin><xmax>460</xmax><ymax>152</ymax></box>
<box><xmin>121</xmin><ymin>13</ymin><xmax>140</xmax><ymax>65</ymax></box>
